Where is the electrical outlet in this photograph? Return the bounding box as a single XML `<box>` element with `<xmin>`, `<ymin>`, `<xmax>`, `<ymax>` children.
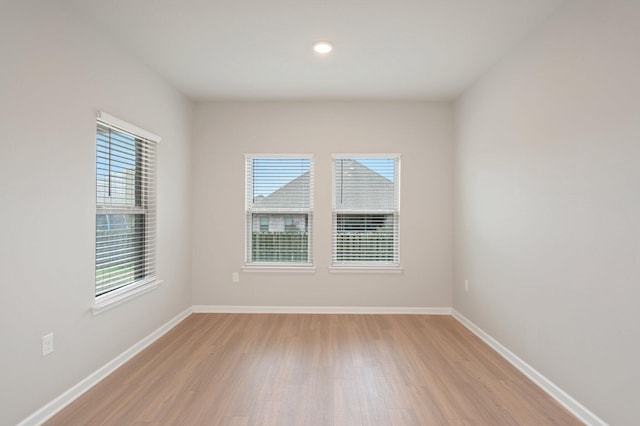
<box><xmin>464</xmin><ymin>280</ymin><xmax>469</xmax><ymax>292</ymax></box>
<box><xmin>232</xmin><ymin>272</ymin><xmax>239</xmax><ymax>283</ymax></box>
<box><xmin>42</xmin><ymin>333</ymin><xmax>54</xmax><ymax>356</ymax></box>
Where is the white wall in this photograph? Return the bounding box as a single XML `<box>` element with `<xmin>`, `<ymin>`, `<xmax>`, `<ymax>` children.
<box><xmin>191</xmin><ymin>101</ymin><xmax>453</xmax><ymax>308</ymax></box>
<box><xmin>454</xmin><ymin>1</ymin><xmax>640</xmax><ymax>424</ymax></box>
<box><xmin>7</xmin><ymin>0</ymin><xmax>633</xmax><ymax>423</ymax></box>
<box><xmin>0</xmin><ymin>1</ymin><xmax>192</xmax><ymax>424</ymax></box>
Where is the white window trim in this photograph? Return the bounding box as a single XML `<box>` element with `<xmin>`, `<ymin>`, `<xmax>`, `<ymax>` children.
<box><xmin>330</xmin><ymin>153</ymin><xmax>400</xmax><ymax>159</ymax></box>
<box><xmin>93</xmin><ymin>112</ymin><xmax>161</xmax><ymax>314</ymax></box>
<box><xmin>331</xmin><ymin>153</ymin><xmax>402</xmax><ymax>270</ymax></box>
<box><xmin>242</xmin><ymin>265</ymin><xmax>316</xmax><ymax>273</ymax></box>
<box><xmin>245</xmin><ymin>153</ymin><xmax>313</xmax><ymax>159</ymax></box>
<box><xmin>328</xmin><ymin>265</ymin><xmax>403</xmax><ymax>274</ymax></box>
<box><xmin>97</xmin><ymin>112</ymin><xmax>161</xmax><ymax>144</ymax></box>
<box><xmin>91</xmin><ymin>278</ymin><xmax>164</xmax><ymax>315</ymax></box>
<box><xmin>244</xmin><ymin>154</ymin><xmax>315</xmax><ymax>271</ymax></box>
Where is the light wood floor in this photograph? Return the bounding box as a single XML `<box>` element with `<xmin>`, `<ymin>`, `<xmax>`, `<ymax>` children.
<box><xmin>47</xmin><ymin>314</ymin><xmax>582</xmax><ymax>425</ymax></box>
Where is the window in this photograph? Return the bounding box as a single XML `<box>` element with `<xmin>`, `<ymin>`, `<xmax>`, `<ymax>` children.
<box><xmin>259</xmin><ymin>216</ymin><xmax>269</xmax><ymax>232</ymax></box>
<box><xmin>332</xmin><ymin>155</ymin><xmax>400</xmax><ymax>268</ymax></box>
<box><xmin>245</xmin><ymin>155</ymin><xmax>313</xmax><ymax>267</ymax></box>
<box><xmin>95</xmin><ymin>113</ymin><xmax>159</xmax><ymax>301</ymax></box>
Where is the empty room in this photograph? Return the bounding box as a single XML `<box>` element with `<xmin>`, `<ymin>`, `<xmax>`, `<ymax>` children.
<box><xmin>1</xmin><ymin>0</ymin><xmax>638</xmax><ymax>424</ymax></box>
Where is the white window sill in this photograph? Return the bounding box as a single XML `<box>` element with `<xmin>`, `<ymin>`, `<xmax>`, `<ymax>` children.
<box><xmin>329</xmin><ymin>265</ymin><xmax>404</xmax><ymax>274</ymax></box>
<box><xmin>91</xmin><ymin>278</ymin><xmax>163</xmax><ymax>316</ymax></box>
<box><xmin>242</xmin><ymin>265</ymin><xmax>316</xmax><ymax>274</ymax></box>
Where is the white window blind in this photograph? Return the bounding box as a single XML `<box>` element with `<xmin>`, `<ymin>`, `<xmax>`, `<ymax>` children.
<box><xmin>96</xmin><ymin>114</ymin><xmax>158</xmax><ymax>297</ymax></box>
<box><xmin>332</xmin><ymin>155</ymin><xmax>400</xmax><ymax>266</ymax></box>
<box><xmin>245</xmin><ymin>155</ymin><xmax>313</xmax><ymax>265</ymax></box>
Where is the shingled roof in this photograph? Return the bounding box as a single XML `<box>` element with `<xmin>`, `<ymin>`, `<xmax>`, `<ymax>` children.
<box><xmin>253</xmin><ymin>160</ymin><xmax>394</xmax><ymax>210</ymax></box>
<box><xmin>334</xmin><ymin>159</ymin><xmax>395</xmax><ymax>210</ymax></box>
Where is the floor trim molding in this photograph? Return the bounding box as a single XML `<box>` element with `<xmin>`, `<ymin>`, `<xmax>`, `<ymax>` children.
<box><xmin>20</xmin><ymin>306</ymin><xmax>605</xmax><ymax>426</ymax></box>
<box><xmin>18</xmin><ymin>307</ymin><xmax>193</xmax><ymax>426</ymax></box>
<box><xmin>192</xmin><ymin>305</ymin><xmax>452</xmax><ymax>315</ymax></box>
<box><xmin>451</xmin><ymin>309</ymin><xmax>606</xmax><ymax>426</ymax></box>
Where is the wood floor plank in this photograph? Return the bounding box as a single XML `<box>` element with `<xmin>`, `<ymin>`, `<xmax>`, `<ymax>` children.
<box><xmin>46</xmin><ymin>314</ymin><xmax>582</xmax><ymax>425</ymax></box>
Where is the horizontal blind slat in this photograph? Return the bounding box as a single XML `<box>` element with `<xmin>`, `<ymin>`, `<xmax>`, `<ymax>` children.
<box><xmin>96</xmin><ymin>118</ymin><xmax>157</xmax><ymax>297</ymax></box>
<box><xmin>246</xmin><ymin>156</ymin><xmax>314</xmax><ymax>264</ymax></box>
<box><xmin>332</xmin><ymin>156</ymin><xmax>400</xmax><ymax>265</ymax></box>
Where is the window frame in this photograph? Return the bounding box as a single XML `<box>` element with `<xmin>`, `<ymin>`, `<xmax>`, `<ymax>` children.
<box><xmin>91</xmin><ymin>112</ymin><xmax>162</xmax><ymax>315</ymax></box>
<box><xmin>243</xmin><ymin>154</ymin><xmax>315</xmax><ymax>273</ymax></box>
<box><xmin>330</xmin><ymin>153</ymin><xmax>402</xmax><ymax>273</ymax></box>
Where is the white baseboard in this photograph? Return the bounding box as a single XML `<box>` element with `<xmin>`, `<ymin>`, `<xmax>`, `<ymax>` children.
<box><xmin>19</xmin><ymin>306</ymin><xmax>605</xmax><ymax>426</ymax></box>
<box><xmin>451</xmin><ymin>310</ymin><xmax>607</xmax><ymax>426</ymax></box>
<box><xmin>192</xmin><ymin>305</ymin><xmax>452</xmax><ymax>315</ymax></box>
<box><xmin>18</xmin><ymin>307</ymin><xmax>193</xmax><ymax>426</ymax></box>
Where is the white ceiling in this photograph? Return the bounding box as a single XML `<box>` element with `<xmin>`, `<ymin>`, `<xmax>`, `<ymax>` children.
<box><xmin>66</xmin><ymin>0</ymin><xmax>566</xmax><ymax>101</ymax></box>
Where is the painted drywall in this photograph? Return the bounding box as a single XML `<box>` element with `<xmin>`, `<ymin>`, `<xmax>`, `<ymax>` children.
<box><xmin>0</xmin><ymin>1</ymin><xmax>192</xmax><ymax>424</ymax></box>
<box><xmin>191</xmin><ymin>101</ymin><xmax>453</xmax><ymax>308</ymax></box>
<box><xmin>454</xmin><ymin>1</ymin><xmax>640</xmax><ymax>424</ymax></box>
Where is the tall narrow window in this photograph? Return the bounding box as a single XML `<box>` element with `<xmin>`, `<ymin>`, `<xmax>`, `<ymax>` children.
<box><xmin>245</xmin><ymin>155</ymin><xmax>313</xmax><ymax>267</ymax></box>
<box><xmin>96</xmin><ymin>113</ymin><xmax>159</xmax><ymax>298</ymax></box>
<box><xmin>332</xmin><ymin>155</ymin><xmax>400</xmax><ymax>267</ymax></box>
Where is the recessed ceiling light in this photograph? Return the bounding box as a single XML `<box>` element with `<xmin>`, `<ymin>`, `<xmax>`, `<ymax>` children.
<box><xmin>313</xmin><ymin>40</ymin><xmax>334</xmax><ymax>54</ymax></box>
